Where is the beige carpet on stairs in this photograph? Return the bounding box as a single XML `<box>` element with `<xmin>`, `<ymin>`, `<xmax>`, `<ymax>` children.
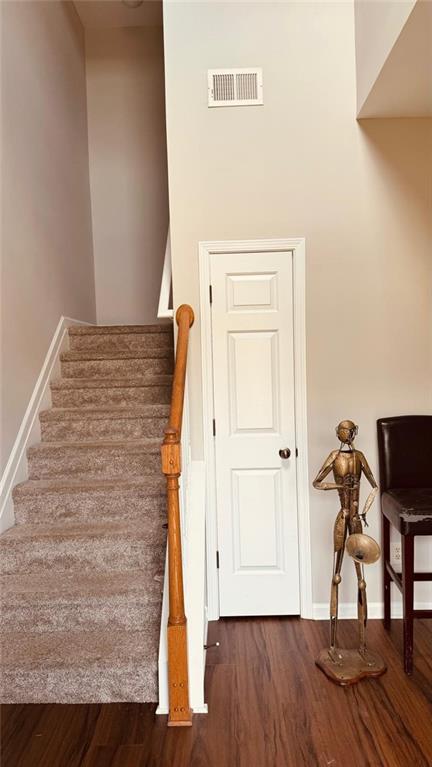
<box><xmin>0</xmin><ymin>324</ymin><xmax>173</xmax><ymax>703</ymax></box>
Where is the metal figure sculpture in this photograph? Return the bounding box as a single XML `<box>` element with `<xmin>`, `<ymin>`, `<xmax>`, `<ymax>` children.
<box><xmin>313</xmin><ymin>420</ymin><xmax>386</xmax><ymax>685</ymax></box>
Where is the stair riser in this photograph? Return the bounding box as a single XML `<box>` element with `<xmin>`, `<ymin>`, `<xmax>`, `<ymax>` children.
<box><xmin>0</xmin><ymin>540</ymin><xmax>165</xmax><ymax>575</ymax></box>
<box><xmin>61</xmin><ymin>357</ymin><xmax>173</xmax><ymax>379</ymax></box>
<box><xmin>70</xmin><ymin>333</ymin><xmax>173</xmax><ymax>353</ymax></box>
<box><xmin>51</xmin><ymin>385</ymin><xmax>172</xmax><ymax>408</ymax></box>
<box><xmin>28</xmin><ymin>448</ymin><xmax>160</xmax><ymax>480</ymax></box>
<box><xmin>41</xmin><ymin>416</ymin><xmax>167</xmax><ymax>442</ymax></box>
<box><xmin>13</xmin><ymin>492</ymin><xmax>166</xmax><ymax>526</ymax></box>
<box><xmin>0</xmin><ymin>666</ymin><xmax>158</xmax><ymax>704</ymax></box>
<box><xmin>1</xmin><ymin>600</ymin><xmax>161</xmax><ymax>635</ymax></box>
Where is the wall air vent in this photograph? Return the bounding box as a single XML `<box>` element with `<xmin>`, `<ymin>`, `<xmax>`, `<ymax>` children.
<box><xmin>208</xmin><ymin>68</ymin><xmax>263</xmax><ymax>107</ymax></box>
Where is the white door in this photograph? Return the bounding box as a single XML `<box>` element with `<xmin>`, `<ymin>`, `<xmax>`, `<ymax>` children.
<box><xmin>210</xmin><ymin>250</ymin><xmax>300</xmax><ymax>616</ymax></box>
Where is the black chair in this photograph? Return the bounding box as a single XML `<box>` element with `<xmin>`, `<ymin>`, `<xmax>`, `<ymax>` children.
<box><xmin>377</xmin><ymin>416</ymin><xmax>432</xmax><ymax>673</ymax></box>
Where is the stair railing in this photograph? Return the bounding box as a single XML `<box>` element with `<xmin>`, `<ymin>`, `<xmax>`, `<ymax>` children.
<box><xmin>161</xmin><ymin>304</ymin><xmax>194</xmax><ymax>726</ymax></box>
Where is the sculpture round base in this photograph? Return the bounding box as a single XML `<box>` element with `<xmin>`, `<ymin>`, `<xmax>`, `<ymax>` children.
<box><xmin>315</xmin><ymin>648</ymin><xmax>386</xmax><ymax>686</ymax></box>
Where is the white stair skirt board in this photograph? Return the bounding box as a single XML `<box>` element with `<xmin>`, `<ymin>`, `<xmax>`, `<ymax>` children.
<box><xmin>157</xmin><ymin>229</ymin><xmax>174</xmax><ymax>320</ymax></box>
<box><xmin>157</xmin><ymin>460</ymin><xmax>208</xmax><ymax>715</ymax></box>
<box><xmin>0</xmin><ymin>316</ymin><xmax>92</xmax><ymax>533</ymax></box>
<box><xmin>312</xmin><ymin>601</ymin><xmax>432</xmax><ymax>620</ymax></box>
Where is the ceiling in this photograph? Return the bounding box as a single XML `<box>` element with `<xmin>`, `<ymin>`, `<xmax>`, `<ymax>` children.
<box><xmin>73</xmin><ymin>1</ymin><xmax>162</xmax><ymax>29</ymax></box>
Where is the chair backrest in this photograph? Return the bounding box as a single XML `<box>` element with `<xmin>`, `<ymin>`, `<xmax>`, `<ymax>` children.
<box><xmin>377</xmin><ymin>416</ymin><xmax>432</xmax><ymax>492</ymax></box>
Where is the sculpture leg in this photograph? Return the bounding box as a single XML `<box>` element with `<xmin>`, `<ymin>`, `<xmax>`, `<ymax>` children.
<box><xmin>355</xmin><ymin>560</ymin><xmax>367</xmax><ymax>654</ymax></box>
<box><xmin>330</xmin><ymin>510</ymin><xmax>348</xmax><ymax>652</ymax></box>
<box><xmin>316</xmin><ymin>512</ymin><xmax>386</xmax><ymax>684</ymax></box>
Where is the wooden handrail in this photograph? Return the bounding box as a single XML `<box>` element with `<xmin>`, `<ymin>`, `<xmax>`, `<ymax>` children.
<box><xmin>161</xmin><ymin>304</ymin><xmax>194</xmax><ymax>726</ymax></box>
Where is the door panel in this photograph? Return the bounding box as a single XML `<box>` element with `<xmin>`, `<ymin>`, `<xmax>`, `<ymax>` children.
<box><xmin>233</xmin><ymin>468</ymin><xmax>283</xmax><ymax>570</ymax></box>
<box><xmin>228</xmin><ymin>331</ymin><xmax>279</xmax><ymax>433</ymax></box>
<box><xmin>211</xmin><ymin>251</ymin><xmax>300</xmax><ymax>616</ymax></box>
<box><xmin>227</xmin><ymin>272</ymin><xmax>278</xmax><ymax>312</ymax></box>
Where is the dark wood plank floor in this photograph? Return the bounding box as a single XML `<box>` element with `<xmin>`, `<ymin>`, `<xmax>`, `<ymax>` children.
<box><xmin>2</xmin><ymin>617</ymin><xmax>431</xmax><ymax>767</ymax></box>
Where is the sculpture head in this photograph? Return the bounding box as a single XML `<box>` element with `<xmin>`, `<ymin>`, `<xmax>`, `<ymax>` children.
<box><xmin>336</xmin><ymin>419</ymin><xmax>358</xmax><ymax>446</ymax></box>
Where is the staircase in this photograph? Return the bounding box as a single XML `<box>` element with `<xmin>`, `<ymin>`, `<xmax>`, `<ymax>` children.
<box><xmin>0</xmin><ymin>324</ymin><xmax>174</xmax><ymax>703</ymax></box>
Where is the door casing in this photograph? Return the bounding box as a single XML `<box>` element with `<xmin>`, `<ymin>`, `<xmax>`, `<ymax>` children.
<box><xmin>199</xmin><ymin>238</ymin><xmax>312</xmax><ymax>621</ymax></box>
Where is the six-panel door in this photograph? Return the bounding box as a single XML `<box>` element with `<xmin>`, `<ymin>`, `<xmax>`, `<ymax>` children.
<box><xmin>210</xmin><ymin>251</ymin><xmax>300</xmax><ymax>616</ymax></box>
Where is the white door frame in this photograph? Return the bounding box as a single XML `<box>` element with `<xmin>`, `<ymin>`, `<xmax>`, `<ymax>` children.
<box><xmin>199</xmin><ymin>238</ymin><xmax>313</xmax><ymax>621</ymax></box>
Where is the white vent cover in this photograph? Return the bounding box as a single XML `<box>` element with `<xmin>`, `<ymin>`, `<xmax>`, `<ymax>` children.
<box><xmin>208</xmin><ymin>68</ymin><xmax>263</xmax><ymax>107</ymax></box>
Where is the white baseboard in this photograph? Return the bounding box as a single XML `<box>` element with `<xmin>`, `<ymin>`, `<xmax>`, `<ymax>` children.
<box><xmin>312</xmin><ymin>601</ymin><xmax>432</xmax><ymax>620</ymax></box>
<box><xmin>0</xmin><ymin>316</ymin><xmax>92</xmax><ymax>532</ymax></box>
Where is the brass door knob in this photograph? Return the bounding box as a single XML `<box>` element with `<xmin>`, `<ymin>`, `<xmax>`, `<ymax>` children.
<box><xmin>279</xmin><ymin>448</ymin><xmax>291</xmax><ymax>459</ymax></box>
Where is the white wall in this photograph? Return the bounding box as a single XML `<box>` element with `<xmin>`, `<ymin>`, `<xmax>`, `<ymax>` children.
<box><xmin>354</xmin><ymin>0</ymin><xmax>416</xmax><ymax>114</ymax></box>
<box><xmin>86</xmin><ymin>26</ymin><xmax>169</xmax><ymax>325</ymax></box>
<box><xmin>163</xmin><ymin>1</ymin><xmax>432</xmax><ymax>608</ymax></box>
<box><xmin>1</xmin><ymin>0</ymin><xmax>96</xmax><ymax>472</ymax></box>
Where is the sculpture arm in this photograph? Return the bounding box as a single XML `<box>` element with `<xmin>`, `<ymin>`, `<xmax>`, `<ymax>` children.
<box><xmin>312</xmin><ymin>451</ymin><xmax>342</xmax><ymax>491</ymax></box>
<box><xmin>359</xmin><ymin>452</ymin><xmax>378</xmax><ymax>521</ymax></box>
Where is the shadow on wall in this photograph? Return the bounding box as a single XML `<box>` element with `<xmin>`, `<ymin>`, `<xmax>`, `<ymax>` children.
<box><xmin>354</xmin><ymin>118</ymin><xmax>432</xmax><ymax>414</ymax></box>
<box><xmin>357</xmin><ymin>118</ymin><xmax>432</xmax><ymax>237</ymax></box>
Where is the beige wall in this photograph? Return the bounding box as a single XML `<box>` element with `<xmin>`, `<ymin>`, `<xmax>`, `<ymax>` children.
<box><xmin>163</xmin><ymin>1</ymin><xmax>432</xmax><ymax>606</ymax></box>
<box><xmin>354</xmin><ymin>0</ymin><xmax>416</xmax><ymax>113</ymax></box>
<box><xmin>1</xmin><ymin>0</ymin><xmax>95</xmax><ymax>472</ymax></box>
<box><xmin>85</xmin><ymin>26</ymin><xmax>169</xmax><ymax>325</ymax></box>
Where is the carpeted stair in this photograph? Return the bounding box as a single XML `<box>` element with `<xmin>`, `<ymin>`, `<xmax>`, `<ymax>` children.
<box><xmin>0</xmin><ymin>324</ymin><xmax>173</xmax><ymax>703</ymax></box>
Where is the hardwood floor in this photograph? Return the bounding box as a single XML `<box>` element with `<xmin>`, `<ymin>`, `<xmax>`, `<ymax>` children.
<box><xmin>2</xmin><ymin>617</ymin><xmax>431</xmax><ymax>767</ymax></box>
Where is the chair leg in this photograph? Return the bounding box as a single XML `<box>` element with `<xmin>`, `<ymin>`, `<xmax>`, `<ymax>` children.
<box><xmin>402</xmin><ymin>534</ymin><xmax>414</xmax><ymax>675</ymax></box>
<box><xmin>382</xmin><ymin>515</ymin><xmax>391</xmax><ymax>630</ymax></box>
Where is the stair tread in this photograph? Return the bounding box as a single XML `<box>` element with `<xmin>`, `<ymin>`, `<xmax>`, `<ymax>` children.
<box><xmin>69</xmin><ymin>324</ymin><xmax>172</xmax><ymax>336</ymax></box>
<box><xmin>40</xmin><ymin>405</ymin><xmax>170</xmax><ymax>421</ymax></box>
<box><xmin>1</xmin><ymin>628</ymin><xmax>160</xmax><ymax>670</ymax></box>
<box><xmin>13</xmin><ymin>476</ymin><xmax>165</xmax><ymax>497</ymax></box>
<box><xmin>28</xmin><ymin>438</ymin><xmax>161</xmax><ymax>453</ymax></box>
<box><xmin>0</xmin><ymin>519</ymin><xmax>165</xmax><ymax>543</ymax></box>
<box><xmin>61</xmin><ymin>349</ymin><xmax>173</xmax><ymax>362</ymax></box>
<box><xmin>51</xmin><ymin>375</ymin><xmax>173</xmax><ymax>390</ymax></box>
<box><xmin>0</xmin><ymin>569</ymin><xmax>163</xmax><ymax>603</ymax></box>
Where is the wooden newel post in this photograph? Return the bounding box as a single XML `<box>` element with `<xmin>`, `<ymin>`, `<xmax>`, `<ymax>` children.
<box><xmin>161</xmin><ymin>305</ymin><xmax>194</xmax><ymax>727</ymax></box>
